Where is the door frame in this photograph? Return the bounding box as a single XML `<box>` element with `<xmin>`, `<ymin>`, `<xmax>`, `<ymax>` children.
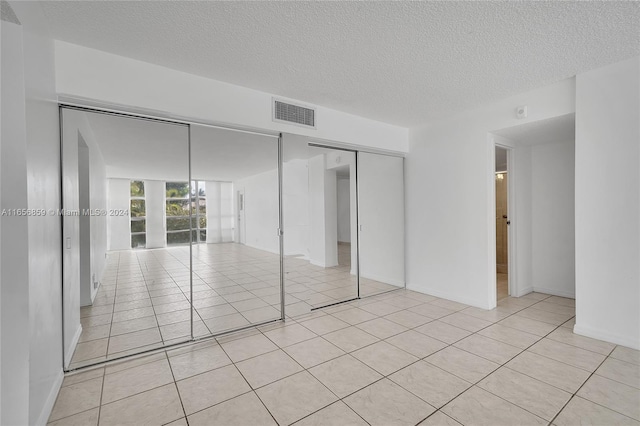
<box><xmin>492</xmin><ymin>138</ymin><xmax>518</xmax><ymax>303</ymax></box>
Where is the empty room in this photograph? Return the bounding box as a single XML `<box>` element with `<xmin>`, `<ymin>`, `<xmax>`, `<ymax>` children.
<box><xmin>1</xmin><ymin>1</ymin><xmax>639</xmax><ymax>425</ymax></box>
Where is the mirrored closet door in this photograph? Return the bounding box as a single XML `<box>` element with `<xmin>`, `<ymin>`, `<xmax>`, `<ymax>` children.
<box><xmin>189</xmin><ymin>125</ymin><xmax>282</xmax><ymax>336</ymax></box>
<box><xmin>357</xmin><ymin>152</ymin><xmax>405</xmax><ymax>297</ymax></box>
<box><xmin>61</xmin><ymin>107</ymin><xmax>191</xmax><ymax>369</ymax></box>
<box><xmin>281</xmin><ymin>134</ymin><xmax>406</xmax><ymax>318</ymax></box>
<box><xmin>61</xmin><ymin>108</ymin><xmax>284</xmax><ymax>370</ymax></box>
<box><xmin>61</xmin><ymin>107</ymin><xmax>404</xmax><ymax>370</ymax></box>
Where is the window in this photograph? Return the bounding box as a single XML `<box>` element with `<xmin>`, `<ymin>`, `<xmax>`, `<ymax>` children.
<box><xmin>166</xmin><ymin>181</ymin><xmax>190</xmax><ymax>245</ymax></box>
<box><xmin>165</xmin><ymin>181</ymin><xmax>206</xmax><ymax>245</ymax></box>
<box><xmin>130</xmin><ymin>181</ymin><xmax>146</xmax><ymax>248</ymax></box>
<box><xmin>194</xmin><ymin>181</ymin><xmax>207</xmax><ymax>243</ymax></box>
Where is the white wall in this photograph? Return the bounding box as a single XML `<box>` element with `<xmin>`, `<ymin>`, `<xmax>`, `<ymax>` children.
<box><xmin>1</xmin><ymin>14</ymin><xmax>31</xmax><ymax>426</ymax></box>
<box><xmin>325</xmin><ymin>151</ymin><xmax>357</xmax><ymax>269</ymax></box>
<box><xmin>65</xmin><ymin>116</ymin><xmax>108</xmax><ymax>306</ymax></box>
<box><xmin>2</xmin><ymin>1</ymin><xmax>64</xmax><ymax>424</ymax></box>
<box><xmin>60</xmin><ymin>114</ymin><xmax>81</xmax><ymax>364</ymax></box>
<box><xmin>574</xmin><ymin>56</ymin><xmax>640</xmax><ymax>349</ymax></box>
<box><xmin>308</xmin><ymin>155</ymin><xmax>339</xmax><ymax>267</ymax></box>
<box><xmin>234</xmin><ymin>169</ymin><xmax>280</xmax><ymax>254</ymax></box>
<box><xmin>337</xmin><ymin>178</ymin><xmax>351</xmax><ymax>243</ymax></box>
<box><xmin>61</xmin><ymin>109</ymin><xmax>109</xmax><ymax>370</ymax></box>
<box><xmin>107</xmin><ymin>179</ymin><xmax>132</xmax><ymax>250</ymax></box>
<box><xmin>282</xmin><ymin>159</ymin><xmax>310</xmax><ymax>257</ymax></box>
<box><xmin>78</xmin><ymin>139</ymin><xmax>91</xmax><ymax>306</ymax></box>
<box><xmin>406</xmin><ymin>78</ymin><xmax>575</xmax><ymax>309</ymax></box>
<box><xmin>358</xmin><ymin>153</ymin><xmax>405</xmax><ymax>286</ymax></box>
<box><xmin>531</xmin><ymin>140</ymin><xmax>575</xmax><ymax>297</ymax></box>
<box><xmin>54</xmin><ymin>41</ymin><xmax>409</xmax><ymax>153</ymax></box>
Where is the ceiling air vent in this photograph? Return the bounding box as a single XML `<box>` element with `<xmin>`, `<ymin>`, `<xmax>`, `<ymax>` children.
<box><xmin>273</xmin><ymin>99</ymin><xmax>316</xmax><ymax>128</ymax></box>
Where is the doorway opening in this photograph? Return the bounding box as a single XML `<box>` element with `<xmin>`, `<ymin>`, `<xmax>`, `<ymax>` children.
<box><xmin>491</xmin><ymin>112</ymin><xmax>576</xmax><ymax>302</ymax></box>
<box><xmin>495</xmin><ymin>146</ymin><xmax>509</xmax><ymax>301</ymax></box>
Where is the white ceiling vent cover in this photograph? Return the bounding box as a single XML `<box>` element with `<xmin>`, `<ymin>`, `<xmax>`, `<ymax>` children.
<box><xmin>273</xmin><ymin>99</ymin><xmax>316</xmax><ymax>128</ymax></box>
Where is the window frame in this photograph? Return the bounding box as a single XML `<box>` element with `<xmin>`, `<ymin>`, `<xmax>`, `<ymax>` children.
<box><xmin>130</xmin><ymin>180</ymin><xmax>146</xmax><ymax>249</ymax></box>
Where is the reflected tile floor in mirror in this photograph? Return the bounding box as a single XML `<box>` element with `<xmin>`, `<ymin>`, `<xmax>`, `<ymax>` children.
<box><xmin>54</xmin><ymin>290</ymin><xmax>640</xmax><ymax>425</ymax></box>
<box><xmin>71</xmin><ymin>243</ymin><xmax>400</xmax><ymax>369</ymax></box>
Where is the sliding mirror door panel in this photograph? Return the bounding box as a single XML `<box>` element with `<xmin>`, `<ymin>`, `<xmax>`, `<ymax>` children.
<box><xmin>282</xmin><ymin>135</ymin><xmax>359</xmax><ymax>316</ymax></box>
<box><xmin>61</xmin><ymin>108</ymin><xmax>190</xmax><ymax>369</ymax></box>
<box><xmin>357</xmin><ymin>152</ymin><xmax>405</xmax><ymax>296</ymax></box>
<box><xmin>190</xmin><ymin>125</ymin><xmax>281</xmax><ymax>334</ymax></box>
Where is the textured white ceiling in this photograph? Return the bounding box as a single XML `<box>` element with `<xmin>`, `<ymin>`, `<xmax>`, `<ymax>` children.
<box><xmin>41</xmin><ymin>1</ymin><xmax>639</xmax><ymax>127</ymax></box>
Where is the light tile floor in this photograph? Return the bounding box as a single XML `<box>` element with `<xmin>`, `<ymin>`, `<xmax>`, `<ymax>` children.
<box><xmin>53</xmin><ymin>289</ymin><xmax>640</xmax><ymax>425</ymax></box>
<box><xmin>71</xmin><ymin>243</ymin><xmax>399</xmax><ymax>368</ymax></box>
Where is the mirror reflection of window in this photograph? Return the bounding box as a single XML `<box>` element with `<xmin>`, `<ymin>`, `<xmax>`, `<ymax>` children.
<box><xmin>165</xmin><ymin>181</ymin><xmax>191</xmax><ymax>245</ymax></box>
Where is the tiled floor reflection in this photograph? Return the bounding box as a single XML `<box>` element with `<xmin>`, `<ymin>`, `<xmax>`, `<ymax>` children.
<box><xmin>55</xmin><ymin>290</ymin><xmax>640</xmax><ymax>425</ymax></box>
<box><xmin>71</xmin><ymin>243</ymin><xmax>399</xmax><ymax>368</ymax></box>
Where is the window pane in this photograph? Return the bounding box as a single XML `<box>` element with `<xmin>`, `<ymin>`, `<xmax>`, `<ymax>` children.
<box><xmin>130</xmin><ymin>180</ymin><xmax>145</xmax><ymax>197</ymax></box>
<box><xmin>166</xmin><ymin>182</ymin><xmax>189</xmax><ymax>198</ymax></box>
<box><xmin>167</xmin><ymin>217</ymin><xmax>190</xmax><ymax>231</ymax></box>
<box><xmin>166</xmin><ymin>200</ymin><xmax>190</xmax><ymax>216</ymax></box>
<box><xmin>130</xmin><ymin>200</ymin><xmax>146</xmax><ymax>217</ymax></box>
<box><xmin>131</xmin><ymin>234</ymin><xmax>146</xmax><ymax>249</ymax></box>
<box><xmin>199</xmin><ymin>216</ymin><xmax>207</xmax><ymax>229</ymax></box>
<box><xmin>199</xmin><ymin>230</ymin><xmax>206</xmax><ymax>241</ymax></box>
<box><xmin>167</xmin><ymin>231</ymin><xmax>190</xmax><ymax>245</ymax></box>
<box><xmin>131</xmin><ymin>220</ymin><xmax>146</xmax><ymax>233</ymax></box>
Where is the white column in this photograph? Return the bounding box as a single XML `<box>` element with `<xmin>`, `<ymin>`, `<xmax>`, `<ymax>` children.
<box><xmin>107</xmin><ymin>178</ymin><xmax>131</xmax><ymax>250</ymax></box>
<box><xmin>220</xmin><ymin>182</ymin><xmax>234</xmax><ymax>242</ymax></box>
<box><xmin>574</xmin><ymin>57</ymin><xmax>640</xmax><ymax>349</ymax></box>
<box><xmin>144</xmin><ymin>180</ymin><xmax>166</xmax><ymax>248</ymax></box>
<box><xmin>206</xmin><ymin>181</ymin><xmax>222</xmax><ymax>243</ymax></box>
<box><xmin>309</xmin><ymin>154</ymin><xmax>338</xmax><ymax>267</ymax></box>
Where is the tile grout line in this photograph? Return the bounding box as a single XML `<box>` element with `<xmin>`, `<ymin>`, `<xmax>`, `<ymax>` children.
<box><xmin>95</xmin><ymin>359</ymin><xmax>107</xmax><ymax>425</ymax></box>
<box><xmin>214</xmin><ymin>328</ymin><xmax>283</xmax><ymax>426</ymax></box>
<box><xmin>163</xmin><ymin>351</ymin><xmax>191</xmax><ymax>425</ymax></box>
<box><xmin>548</xmin><ymin>343</ymin><xmax>640</xmax><ymax>425</ymax></box>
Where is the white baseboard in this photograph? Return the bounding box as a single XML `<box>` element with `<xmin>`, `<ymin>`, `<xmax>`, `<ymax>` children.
<box><xmin>34</xmin><ymin>368</ymin><xmax>64</xmax><ymax>426</ymax></box>
<box><xmin>574</xmin><ymin>323</ymin><xmax>640</xmax><ymax>350</ymax></box>
<box><xmin>64</xmin><ymin>324</ymin><xmax>83</xmax><ymax>369</ymax></box>
<box><xmin>361</xmin><ymin>273</ymin><xmax>404</xmax><ymax>288</ymax></box>
<box><xmin>405</xmin><ymin>284</ymin><xmax>490</xmax><ymax>309</ymax></box>
<box><xmin>513</xmin><ymin>286</ymin><xmax>533</xmax><ymax>297</ymax></box>
<box><xmin>532</xmin><ymin>286</ymin><xmax>575</xmax><ymax>299</ymax></box>
<box><xmin>244</xmin><ymin>242</ymin><xmax>280</xmax><ymax>256</ymax></box>
<box><xmin>309</xmin><ymin>259</ymin><xmax>339</xmax><ymax>268</ymax></box>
